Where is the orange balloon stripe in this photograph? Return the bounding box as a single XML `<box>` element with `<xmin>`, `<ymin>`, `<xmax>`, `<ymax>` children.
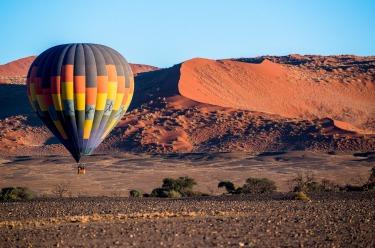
<box><xmin>106</xmin><ymin>65</ymin><xmax>117</xmax><ymax>82</ymax></box>
<box><xmin>86</xmin><ymin>88</ymin><xmax>97</xmax><ymax>105</ymax></box>
<box><xmin>73</xmin><ymin>76</ymin><xmax>86</xmax><ymax>94</ymax></box>
<box><xmin>61</xmin><ymin>65</ymin><xmax>74</xmax><ymax>82</ymax></box>
<box><xmin>117</xmin><ymin>76</ymin><xmax>125</xmax><ymax>93</ymax></box>
<box><xmin>97</xmin><ymin>76</ymin><xmax>108</xmax><ymax>93</ymax></box>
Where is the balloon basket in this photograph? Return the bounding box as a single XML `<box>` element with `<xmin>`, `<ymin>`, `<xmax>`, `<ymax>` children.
<box><xmin>78</xmin><ymin>165</ymin><xmax>86</xmax><ymax>174</ymax></box>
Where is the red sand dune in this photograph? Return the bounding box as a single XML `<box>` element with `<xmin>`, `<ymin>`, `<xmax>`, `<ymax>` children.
<box><xmin>178</xmin><ymin>58</ymin><xmax>375</xmax><ymax>133</ymax></box>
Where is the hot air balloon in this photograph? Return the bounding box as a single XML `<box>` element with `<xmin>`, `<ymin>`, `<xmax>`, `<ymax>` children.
<box><xmin>26</xmin><ymin>43</ymin><xmax>134</xmax><ymax>163</ymax></box>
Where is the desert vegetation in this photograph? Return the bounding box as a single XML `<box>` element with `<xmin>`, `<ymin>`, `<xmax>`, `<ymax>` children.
<box><xmin>0</xmin><ymin>186</ymin><xmax>33</xmax><ymax>201</ymax></box>
<box><xmin>287</xmin><ymin>167</ymin><xmax>375</xmax><ymax>193</ymax></box>
<box><xmin>218</xmin><ymin>177</ymin><xmax>277</xmax><ymax>194</ymax></box>
<box><xmin>51</xmin><ymin>181</ymin><xmax>72</xmax><ymax>197</ymax></box>
<box><xmin>2</xmin><ymin>166</ymin><xmax>374</xmax><ymax>201</ymax></box>
<box><xmin>292</xmin><ymin>191</ymin><xmax>311</xmax><ymax>201</ymax></box>
<box><xmin>128</xmin><ymin>176</ymin><xmax>209</xmax><ymax>198</ymax></box>
<box><xmin>287</xmin><ymin>171</ymin><xmax>340</xmax><ymax>193</ymax></box>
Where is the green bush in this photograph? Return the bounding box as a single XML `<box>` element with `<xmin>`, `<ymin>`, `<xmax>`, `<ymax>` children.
<box><xmin>218</xmin><ymin>178</ymin><xmax>277</xmax><ymax>195</ymax></box>
<box><xmin>162</xmin><ymin>176</ymin><xmax>197</xmax><ymax>196</ymax></box>
<box><xmin>242</xmin><ymin>178</ymin><xmax>277</xmax><ymax>194</ymax></box>
<box><xmin>129</xmin><ymin>189</ymin><xmax>143</xmax><ymax>198</ymax></box>
<box><xmin>150</xmin><ymin>176</ymin><xmax>207</xmax><ymax>198</ymax></box>
<box><xmin>218</xmin><ymin>181</ymin><xmax>236</xmax><ymax>194</ymax></box>
<box><xmin>1</xmin><ymin>187</ymin><xmax>33</xmax><ymax>201</ymax></box>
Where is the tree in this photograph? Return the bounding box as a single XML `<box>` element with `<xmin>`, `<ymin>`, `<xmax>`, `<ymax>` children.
<box><xmin>51</xmin><ymin>181</ymin><xmax>72</xmax><ymax>197</ymax></box>
<box><xmin>162</xmin><ymin>176</ymin><xmax>197</xmax><ymax>196</ymax></box>
<box><xmin>151</xmin><ymin>176</ymin><xmax>202</xmax><ymax>198</ymax></box>
<box><xmin>287</xmin><ymin>171</ymin><xmax>320</xmax><ymax>192</ymax></box>
<box><xmin>218</xmin><ymin>181</ymin><xmax>236</xmax><ymax>194</ymax></box>
<box><xmin>242</xmin><ymin>178</ymin><xmax>277</xmax><ymax>194</ymax></box>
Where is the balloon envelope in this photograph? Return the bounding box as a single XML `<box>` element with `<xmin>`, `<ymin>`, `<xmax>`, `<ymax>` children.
<box><xmin>26</xmin><ymin>43</ymin><xmax>134</xmax><ymax>162</ymax></box>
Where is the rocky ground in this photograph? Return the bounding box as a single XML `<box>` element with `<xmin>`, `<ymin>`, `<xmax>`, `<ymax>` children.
<box><xmin>1</xmin><ymin>193</ymin><xmax>374</xmax><ymax>247</ymax></box>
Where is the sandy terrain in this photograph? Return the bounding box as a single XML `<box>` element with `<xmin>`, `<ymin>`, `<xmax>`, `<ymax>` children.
<box><xmin>0</xmin><ymin>151</ymin><xmax>373</xmax><ymax>196</ymax></box>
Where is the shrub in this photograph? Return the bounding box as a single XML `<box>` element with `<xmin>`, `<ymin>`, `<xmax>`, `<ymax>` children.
<box><xmin>150</xmin><ymin>176</ymin><xmax>206</xmax><ymax>198</ymax></box>
<box><xmin>151</xmin><ymin>187</ymin><xmax>169</xmax><ymax>198</ymax></box>
<box><xmin>344</xmin><ymin>184</ymin><xmax>364</xmax><ymax>191</ymax></box>
<box><xmin>287</xmin><ymin>171</ymin><xmax>338</xmax><ymax>193</ymax></box>
<box><xmin>218</xmin><ymin>181</ymin><xmax>236</xmax><ymax>194</ymax></box>
<box><xmin>165</xmin><ymin>190</ymin><xmax>181</xmax><ymax>198</ymax></box>
<box><xmin>218</xmin><ymin>178</ymin><xmax>277</xmax><ymax>195</ymax></box>
<box><xmin>345</xmin><ymin>166</ymin><xmax>375</xmax><ymax>191</ymax></box>
<box><xmin>51</xmin><ymin>181</ymin><xmax>72</xmax><ymax>197</ymax></box>
<box><xmin>242</xmin><ymin>178</ymin><xmax>277</xmax><ymax>194</ymax></box>
<box><xmin>287</xmin><ymin>171</ymin><xmax>318</xmax><ymax>193</ymax></box>
<box><xmin>292</xmin><ymin>191</ymin><xmax>311</xmax><ymax>201</ymax></box>
<box><xmin>320</xmin><ymin>179</ymin><xmax>341</xmax><ymax>192</ymax></box>
<box><xmin>0</xmin><ymin>187</ymin><xmax>33</xmax><ymax>201</ymax></box>
<box><xmin>364</xmin><ymin>166</ymin><xmax>375</xmax><ymax>190</ymax></box>
<box><xmin>129</xmin><ymin>189</ymin><xmax>143</xmax><ymax>198</ymax></box>
<box><xmin>162</xmin><ymin>176</ymin><xmax>197</xmax><ymax>196</ymax></box>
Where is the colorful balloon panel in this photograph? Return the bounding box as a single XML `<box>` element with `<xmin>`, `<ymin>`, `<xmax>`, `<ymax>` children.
<box><xmin>26</xmin><ymin>44</ymin><xmax>134</xmax><ymax>162</ymax></box>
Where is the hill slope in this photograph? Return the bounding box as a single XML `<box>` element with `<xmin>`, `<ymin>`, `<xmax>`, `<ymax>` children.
<box><xmin>179</xmin><ymin>58</ymin><xmax>374</xmax><ymax>133</ymax></box>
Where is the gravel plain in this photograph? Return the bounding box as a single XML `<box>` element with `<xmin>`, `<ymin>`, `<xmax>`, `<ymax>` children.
<box><xmin>1</xmin><ymin>192</ymin><xmax>374</xmax><ymax>247</ymax></box>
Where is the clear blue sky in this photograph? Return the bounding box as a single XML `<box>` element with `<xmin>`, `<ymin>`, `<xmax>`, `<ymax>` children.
<box><xmin>0</xmin><ymin>0</ymin><xmax>374</xmax><ymax>68</ymax></box>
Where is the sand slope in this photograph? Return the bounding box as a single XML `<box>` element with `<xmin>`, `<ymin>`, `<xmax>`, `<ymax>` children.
<box><xmin>179</xmin><ymin>58</ymin><xmax>374</xmax><ymax>133</ymax></box>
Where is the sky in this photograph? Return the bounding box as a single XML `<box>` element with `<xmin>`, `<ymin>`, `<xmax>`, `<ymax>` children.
<box><xmin>0</xmin><ymin>0</ymin><xmax>374</xmax><ymax>68</ymax></box>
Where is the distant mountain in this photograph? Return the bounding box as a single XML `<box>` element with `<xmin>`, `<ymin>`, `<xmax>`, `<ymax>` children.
<box><xmin>0</xmin><ymin>56</ymin><xmax>36</xmax><ymax>77</ymax></box>
<box><xmin>0</xmin><ymin>56</ymin><xmax>159</xmax><ymax>77</ymax></box>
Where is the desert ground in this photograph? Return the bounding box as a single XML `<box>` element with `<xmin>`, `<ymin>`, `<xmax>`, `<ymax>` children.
<box><xmin>0</xmin><ymin>151</ymin><xmax>374</xmax><ymax>196</ymax></box>
<box><xmin>1</xmin><ymin>193</ymin><xmax>374</xmax><ymax>247</ymax></box>
<box><xmin>1</xmin><ymin>151</ymin><xmax>374</xmax><ymax>247</ymax></box>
